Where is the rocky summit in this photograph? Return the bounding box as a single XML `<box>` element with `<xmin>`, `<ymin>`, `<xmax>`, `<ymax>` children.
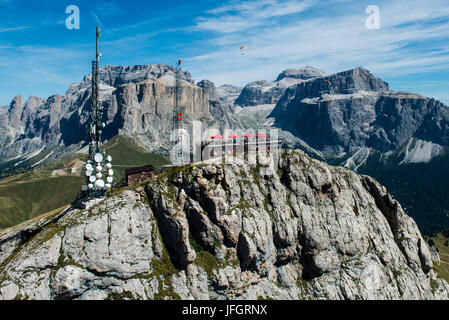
<box><xmin>0</xmin><ymin>150</ymin><xmax>447</xmax><ymax>300</ymax></box>
<box><xmin>2</xmin><ymin>63</ymin><xmax>449</xmax><ymax>251</ymax></box>
<box><xmin>234</xmin><ymin>67</ymin><xmax>326</xmax><ymax>107</ymax></box>
<box><xmin>270</xmin><ymin>67</ymin><xmax>449</xmax><ymax>155</ymax></box>
<box><xmin>0</xmin><ymin>64</ymin><xmax>210</xmax><ymax>161</ymax></box>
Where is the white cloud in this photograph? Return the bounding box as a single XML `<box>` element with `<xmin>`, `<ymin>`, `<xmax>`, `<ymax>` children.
<box><xmin>184</xmin><ymin>0</ymin><xmax>449</xmax><ymax>94</ymax></box>
<box><xmin>0</xmin><ymin>44</ymin><xmax>92</xmax><ymax>103</ymax></box>
<box><xmin>91</xmin><ymin>11</ymin><xmax>103</xmax><ymax>28</ymax></box>
<box><xmin>0</xmin><ymin>26</ymin><xmax>30</xmax><ymax>32</ymax></box>
<box><xmin>95</xmin><ymin>2</ymin><xmax>122</xmax><ymax>17</ymax></box>
<box><xmin>2</xmin><ymin>0</ymin><xmax>449</xmax><ymax>105</ymax></box>
<box><xmin>194</xmin><ymin>0</ymin><xmax>314</xmax><ymax>33</ymax></box>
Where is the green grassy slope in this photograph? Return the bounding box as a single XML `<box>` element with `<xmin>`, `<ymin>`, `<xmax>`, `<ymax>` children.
<box><xmin>428</xmin><ymin>231</ymin><xmax>449</xmax><ymax>284</ymax></box>
<box><xmin>0</xmin><ymin>173</ymin><xmax>83</xmax><ymax>229</ymax></box>
<box><xmin>0</xmin><ymin>148</ymin><xmax>55</xmax><ymax>179</ymax></box>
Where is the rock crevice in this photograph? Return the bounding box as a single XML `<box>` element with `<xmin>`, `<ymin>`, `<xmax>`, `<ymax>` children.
<box><xmin>0</xmin><ymin>150</ymin><xmax>448</xmax><ymax>300</ymax></box>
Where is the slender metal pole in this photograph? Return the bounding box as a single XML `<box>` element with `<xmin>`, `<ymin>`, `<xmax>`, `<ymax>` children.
<box><xmin>86</xmin><ymin>27</ymin><xmax>101</xmax><ymax>197</ymax></box>
<box><xmin>172</xmin><ymin>60</ymin><xmax>184</xmax><ymax>164</ymax></box>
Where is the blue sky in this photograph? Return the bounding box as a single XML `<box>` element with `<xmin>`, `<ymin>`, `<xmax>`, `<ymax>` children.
<box><xmin>0</xmin><ymin>0</ymin><xmax>448</xmax><ymax>106</ymax></box>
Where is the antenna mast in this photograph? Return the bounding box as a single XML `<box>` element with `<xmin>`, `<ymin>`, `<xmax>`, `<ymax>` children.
<box><xmin>89</xmin><ymin>26</ymin><xmax>101</xmax><ymax>158</ymax></box>
<box><xmin>173</xmin><ymin>60</ymin><xmax>183</xmax><ymax>132</ymax></box>
<box><xmin>83</xmin><ymin>26</ymin><xmax>114</xmax><ymax>198</ymax></box>
<box><xmin>172</xmin><ymin>59</ymin><xmax>184</xmax><ymax>164</ymax></box>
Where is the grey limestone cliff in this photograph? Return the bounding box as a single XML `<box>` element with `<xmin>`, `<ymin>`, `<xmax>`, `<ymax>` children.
<box><xmin>0</xmin><ymin>64</ymin><xmax>211</xmax><ymax>161</ymax></box>
<box><xmin>270</xmin><ymin>67</ymin><xmax>449</xmax><ymax>155</ymax></box>
<box><xmin>0</xmin><ymin>150</ymin><xmax>447</xmax><ymax>300</ymax></box>
<box><xmin>235</xmin><ymin>67</ymin><xmax>326</xmax><ymax>107</ymax></box>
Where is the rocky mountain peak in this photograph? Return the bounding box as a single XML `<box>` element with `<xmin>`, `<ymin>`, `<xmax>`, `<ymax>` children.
<box><xmin>270</xmin><ymin>66</ymin><xmax>448</xmax><ymax>156</ymax></box>
<box><xmin>235</xmin><ymin>66</ymin><xmax>327</xmax><ymax>107</ymax></box>
<box><xmin>197</xmin><ymin>79</ymin><xmax>218</xmax><ymax>100</ymax></box>
<box><xmin>20</xmin><ymin>95</ymin><xmax>44</xmax><ymax>124</ymax></box>
<box><xmin>273</xmin><ymin>67</ymin><xmax>389</xmax><ymax>112</ymax></box>
<box><xmin>276</xmin><ymin>66</ymin><xmax>326</xmax><ymax>82</ymax></box>
<box><xmin>219</xmin><ymin>84</ymin><xmax>241</xmax><ymax>90</ymax></box>
<box><xmin>69</xmin><ymin>64</ymin><xmax>195</xmax><ymax>94</ymax></box>
<box><xmin>216</xmin><ymin>84</ymin><xmax>243</xmax><ymax>110</ymax></box>
<box><xmin>24</xmin><ymin>96</ymin><xmax>43</xmax><ymax>110</ymax></box>
<box><xmin>0</xmin><ymin>150</ymin><xmax>447</xmax><ymax>300</ymax></box>
<box><xmin>235</xmin><ymin>78</ymin><xmax>299</xmax><ymax>107</ymax></box>
<box><xmin>330</xmin><ymin>67</ymin><xmax>389</xmax><ymax>93</ymax></box>
<box><xmin>0</xmin><ymin>62</ymin><xmax>214</xmax><ymax>161</ymax></box>
<box><xmin>99</xmin><ymin>64</ymin><xmax>194</xmax><ymax>86</ymax></box>
<box><xmin>248</xmin><ymin>80</ymin><xmax>272</xmax><ymax>87</ymax></box>
<box><xmin>7</xmin><ymin>94</ymin><xmax>24</xmax><ymax>127</ymax></box>
<box><xmin>8</xmin><ymin>94</ymin><xmax>23</xmax><ymax>111</ymax></box>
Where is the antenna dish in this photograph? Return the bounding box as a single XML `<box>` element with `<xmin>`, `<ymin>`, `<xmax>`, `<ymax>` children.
<box><xmin>106</xmin><ymin>155</ymin><xmax>112</xmax><ymax>162</ymax></box>
<box><xmin>88</xmin><ymin>184</ymin><xmax>94</xmax><ymax>189</ymax></box>
<box><xmin>108</xmin><ymin>169</ymin><xmax>114</xmax><ymax>176</ymax></box>
<box><xmin>85</xmin><ymin>170</ymin><xmax>93</xmax><ymax>177</ymax></box>
<box><xmin>94</xmin><ymin>153</ymin><xmax>103</xmax><ymax>163</ymax></box>
<box><xmin>105</xmin><ymin>183</ymin><xmax>111</xmax><ymax>189</ymax></box>
<box><xmin>96</xmin><ymin>165</ymin><xmax>103</xmax><ymax>172</ymax></box>
<box><xmin>86</xmin><ymin>164</ymin><xmax>93</xmax><ymax>171</ymax></box>
<box><xmin>89</xmin><ymin>175</ymin><xmax>97</xmax><ymax>183</ymax></box>
<box><xmin>96</xmin><ymin>172</ymin><xmax>102</xmax><ymax>179</ymax></box>
<box><xmin>95</xmin><ymin>179</ymin><xmax>105</xmax><ymax>188</ymax></box>
<box><xmin>106</xmin><ymin>163</ymin><xmax>112</xmax><ymax>169</ymax></box>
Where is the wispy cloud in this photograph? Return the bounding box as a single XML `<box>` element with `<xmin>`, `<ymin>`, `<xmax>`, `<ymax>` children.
<box><xmin>0</xmin><ymin>43</ymin><xmax>91</xmax><ymax>103</ymax></box>
<box><xmin>184</xmin><ymin>0</ymin><xmax>449</xmax><ymax>98</ymax></box>
<box><xmin>95</xmin><ymin>2</ymin><xmax>122</xmax><ymax>17</ymax></box>
<box><xmin>1</xmin><ymin>0</ymin><xmax>448</xmax><ymax>105</ymax></box>
<box><xmin>194</xmin><ymin>0</ymin><xmax>314</xmax><ymax>33</ymax></box>
<box><xmin>91</xmin><ymin>11</ymin><xmax>103</xmax><ymax>28</ymax></box>
<box><xmin>91</xmin><ymin>2</ymin><xmax>123</xmax><ymax>31</ymax></box>
<box><xmin>105</xmin><ymin>16</ymin><xmax>167</xmax><ymax>34</ymax></box>
<box><xmin>0</xmin><ymin>26</ymin><xmax>30</xmax><ymax>32</ymax></box>
<box><xmin>206</xmin><ymin>0</ymin><xmax>312</xmax><ymax>17</ymax></box>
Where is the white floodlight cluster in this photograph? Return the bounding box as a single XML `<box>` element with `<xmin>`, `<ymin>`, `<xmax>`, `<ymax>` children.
<box><xmin>85</xmin><ymin>152</ymin><xmax>114</xmax><ymax>190</ymax></box>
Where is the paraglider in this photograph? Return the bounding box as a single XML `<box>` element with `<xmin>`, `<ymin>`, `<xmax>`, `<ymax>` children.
<box><xmin>240</xmin><ymin>45</ymin><xmax>248</xmax><ymax>55</ymax></box>
<box><xmin>325</xmin><ymin>79</ymin><xmax>331</xmax><ymax>87</ymax></box>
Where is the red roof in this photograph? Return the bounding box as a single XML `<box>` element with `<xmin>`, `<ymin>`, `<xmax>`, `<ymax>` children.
<box><xmin>256</xmin><ymin>133</ymin><xmax>268</xmax><ymax>138</ymax></box>
<box><xmin>243</xmin><ymin>133</ymin><xmax>254</xmax><ymax>138</ymax></box>
<box><xmin>211</xmin><ymin>134</ymin><xmax>224</xmax><ymax>139</ymax></box>
<box><xmin>228</xmin><ymin>134</ymin><xmax>240</xmax><ymax>138</ymax></box>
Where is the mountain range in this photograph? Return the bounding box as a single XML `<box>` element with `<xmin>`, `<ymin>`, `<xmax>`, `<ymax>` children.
<box><xmin>1</xmin><ymin>64</ymin><xmax>449</xmax><ymax>233</ymax></box>
<box><xmin>2</xmin><ymin>63</ymin><xmax>449</xmax><ymax>300</ymax></box>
